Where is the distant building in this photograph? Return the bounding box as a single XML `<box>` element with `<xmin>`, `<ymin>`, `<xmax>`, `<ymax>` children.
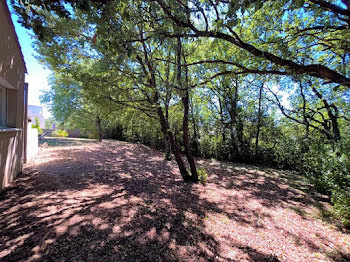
<box><xmin>28</xmin><ymin>105</ymin><xmax>45</xmax><ymax>128</ymax></box>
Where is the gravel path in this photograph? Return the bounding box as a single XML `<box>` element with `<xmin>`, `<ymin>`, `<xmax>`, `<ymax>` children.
<box><xmin>1</xmin><ymin>138</ymin><xmax>349</xmax><ymax>262</ymax></box>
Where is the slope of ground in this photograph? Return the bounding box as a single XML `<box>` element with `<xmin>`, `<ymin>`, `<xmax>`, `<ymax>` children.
<box><xmin>0</xmin><ymin>138</ymin><xmax>349</xmax><ymax>262</ymax></box>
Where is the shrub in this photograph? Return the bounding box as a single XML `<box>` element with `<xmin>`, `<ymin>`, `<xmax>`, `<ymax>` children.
<box><xmin>52</xmin><ymin>129</ymin><xmax>68</xmax><ymax>137</ymax></box>
<box><xmin>332</xmin><ymin>189</ymin><xmax>350</xmax><ymax>228</ymax></box>
<box><xmin>88</xmin><ymin>132</ymin><xmax>95</xmax><ymax>139</ymax></box>
<box><xmin>164</xmin><ymin>151</ymin><xmax>172</xmax><ymax>161</ymax></box>
<box><xmin>197</xmin><ymin>168</ymin><xmax>208</xmax><ymax>184</ymax></box>
<box><xmin>300</xmin><ymin>139</ymin><xmax>350</xmax><ymax>225</ymax></box>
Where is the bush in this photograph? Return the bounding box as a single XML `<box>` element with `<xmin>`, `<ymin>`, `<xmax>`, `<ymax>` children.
<box><xmin>253</xmin><ymin>135</ymin><xmax>350</xmax><ymax>226</ymax></box>
<box><xmin>300</xmin><ymin>139</ymin><xmax>350</xmax><ymax>225</ymax></box>
<box><xmin>332</xmin><ymin>189</ymin><xmax>350</xmax><ymax>227</ymax></box>
<box><xmin>197</xmin><ymin>168</ymin><xmax>208</xmax><ymax>184</ymax></box>
<box><xmin>198</xmin><ymin>135</ymin><xmax>228</xmax><ymax>161</ymax></box>
<box><xmin>52</xmin><ymin>129</ymin><xmax>68</xmax><ymax>137</ymax></box>
<box><xmin>88</xmin><ymin>132</ymin><xmax>95</xmax><ymax>139</ymax></box>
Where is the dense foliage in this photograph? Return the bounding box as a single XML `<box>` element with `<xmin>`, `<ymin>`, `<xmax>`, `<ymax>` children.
<box><xmin>12</xmin><ymin>0</ymin><xmax>350</xmax><ymax>224</ymax></box>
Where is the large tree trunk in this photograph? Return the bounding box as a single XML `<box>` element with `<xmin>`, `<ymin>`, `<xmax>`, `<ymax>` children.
<box><xmin>157</xmin><ymin>106</ymin><xmax>193</xmax><ymax>181</ymax></box>
<box><xmin>182</xmin><ymin>90</ymin><xmax>199</xmax><ymax>182</ymax></box>
<box><xmin>178</xmin><ymin>36</ymin><xmax>198</xmax><ymax>182</ymax></box>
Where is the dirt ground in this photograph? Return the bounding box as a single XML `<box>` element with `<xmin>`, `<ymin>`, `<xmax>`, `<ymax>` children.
<box><xmin>1</xmin><ymin>138</ymin><xmax>349</xmax><ymax>262</ymax></box>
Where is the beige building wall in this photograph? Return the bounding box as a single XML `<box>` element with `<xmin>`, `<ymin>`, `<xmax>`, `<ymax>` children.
<box><xmin>0</xmin><ymin>1</ymin><xmax>26</xmax><ymax>91</ymax></box>
<box><xmin>0</xmin><ymin>130</ymin><xmax>23</xmax><ymax>188</ymax></box>
<box><xmin>0</xmin><ymin>1</ymin><xmax>27</xmax><ymax>190</ymax></box>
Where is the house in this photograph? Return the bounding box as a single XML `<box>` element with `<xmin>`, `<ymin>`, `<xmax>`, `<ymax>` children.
<box><xmin>28</xmin><ymin>105</ymin><xmax>45</xmax><ymax>128</ymax></box>
<box><xmin>0</xmin><ymin>1</ymin><xmax>28</xmax><ymax>190</ymax></box>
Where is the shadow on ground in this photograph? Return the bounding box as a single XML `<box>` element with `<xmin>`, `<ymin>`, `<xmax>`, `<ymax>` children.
<box><xmin>0</xmin><ymin>140</ymin><xmax>349</xmax><ymax>262</ymax></box>
<box><xmin>39</xmin><ymin>137</ymin><xmax>96</xmax><ymax>147</ymax></box>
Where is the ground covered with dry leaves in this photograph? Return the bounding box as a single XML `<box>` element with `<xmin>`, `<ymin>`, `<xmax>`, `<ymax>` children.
<box><xmin>1</xmin><ymin>138</ymin><xmax>349</xmax><ymax>262</ymax></box>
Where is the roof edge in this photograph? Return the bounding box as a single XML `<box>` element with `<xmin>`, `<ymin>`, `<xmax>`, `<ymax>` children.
<box><xmin>3</xmin><ymin>1</ymin><xmax>28</xmax><ymax>73</ymax></box>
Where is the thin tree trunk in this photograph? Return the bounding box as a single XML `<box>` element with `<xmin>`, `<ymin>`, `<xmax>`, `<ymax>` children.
<box><xmin>237</xmin><ymin>118</ymin><xmax>244</xmax><ymax>151</ymax></box>
<box><xmin>96</xmin><ymin>115</ymin><xmax>103</xmax><ymax>142</ymax></box>
<box><xmin>137</xmin><ymin>28</ymin><xmax>192</xmax><ymax>182</ymax></box>
<box><xmin>164</xmin><ymin>135</ymin><xmax>171</xmax><ymax>160</ymax></box>
<box><xmin>218</xmin><ymin>96</ymin><xmax>226</xmax><ymax>142</ymax></box>
<box><xmin>299</xmin><ymin>82</ymin><xmax>310</xmax><ymax>153</ymax></box>
<box><xmin>229</xmin><ymin>79</ymin><xmax>240</xmax><ymax>157</ymax></box>
<box><xmin>190</xmin><ymin>97</ymin><xmax>199</xmax><ymax>155</ymax></box>
<box><xmin>255</xmin><ymin>83</ymin><xmax>263</xmax><ymax>156</ymax></box>
<box><xmin>164</xmin><ymin>51</ymin><xmax>172</xmax><ymax>160</ymax></box>
<box><xmin>300</xmin><ymin>82</ymin><xmax>310</xmax><ymax>139</ymax></box>
<box><xmin>268</xmin><ymin>86</ymin><xmax>335</xmax><ymax>141</ymax></box>
<box><xmin>311</xmin><ymin>86</ymin><xmax>341</xmax><ymax>141</ymax></box>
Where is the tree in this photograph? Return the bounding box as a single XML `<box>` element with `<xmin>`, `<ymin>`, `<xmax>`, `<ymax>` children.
<box><xmin>41</xmin><ymin>73</ymin><xmax>107</xmax><ymax>142</ymax></box>
<box><xmin>10</xmin><ymin>0</ymin><xmax>350</xmax><ymax>220</ymax></box>
<box><xmin>31</xmin><ymin>116</ymin><xmax>43</xmax><ymax>134</ymax></box>
<box><xmin>30</xmin><ymin>3</ymin><xmax>200</xmax><ymax>181</ymax></box>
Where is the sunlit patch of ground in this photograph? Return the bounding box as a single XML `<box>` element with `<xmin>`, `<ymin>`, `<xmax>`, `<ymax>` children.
<box><xmin>0</xmin><ymin>138</ymin><xmax>349</xmax><ymax>262</ymax></box>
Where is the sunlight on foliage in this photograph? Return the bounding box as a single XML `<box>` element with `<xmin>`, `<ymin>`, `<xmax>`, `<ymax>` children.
<box><xmin>52</xmin><ymin>129</ymin><xmax>68</xmax><ymax>137</ymax></box>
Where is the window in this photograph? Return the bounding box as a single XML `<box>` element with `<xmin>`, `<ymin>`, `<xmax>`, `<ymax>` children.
<box><xmin>0</xmin><ymin>86</ymin><xmax>7</xmax><ymax>127</ymax></box>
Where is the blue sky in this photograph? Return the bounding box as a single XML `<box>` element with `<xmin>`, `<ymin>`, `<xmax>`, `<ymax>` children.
<box><xmin>8</xmin><ymin>3</ymin><xmax>52</xmax><ymax>118</ymax></box>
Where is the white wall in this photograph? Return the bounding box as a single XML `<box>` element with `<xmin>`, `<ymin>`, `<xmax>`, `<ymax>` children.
<box><xmin>26</xmin><ymin>126</ymin><xmax>38</xmax><ymax>162</ymax></box>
